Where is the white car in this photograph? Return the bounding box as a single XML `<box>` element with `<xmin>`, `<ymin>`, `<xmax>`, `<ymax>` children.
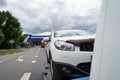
<box><xmin>45</xmin><ymin>29</ymin><xmax>95</xmax><ymax>80</ymax></box>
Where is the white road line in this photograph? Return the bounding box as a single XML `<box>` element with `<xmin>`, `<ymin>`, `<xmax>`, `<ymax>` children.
<box><xmin>0</xmin><ymin>61</ymin><xmax>3</xmax><ymax>63</ymax></box>
<box><xmin>31</xmin><ymin>60</ymin><xmax>36</xmax><ymax>64</ymax></box>
<box><xmin>20</xmin><ymin>72</ymin><xmax>31</xmax><ymax>80</ymax></box>
<box><xmin>35</xmin><ymin>55</ymin><xmax>38</xmax><ymax>58</ymax></box>
<box><xmin>16</xmin><ymin>56</ymin><xmax>24</xmax><ymax>62</ymax></box>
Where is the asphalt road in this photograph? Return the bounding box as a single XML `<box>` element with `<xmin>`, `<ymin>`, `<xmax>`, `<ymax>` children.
<box><xmin>0</xmin><ymin>46</ymin><xmax>49</xmax><ymax>80</ymax></box>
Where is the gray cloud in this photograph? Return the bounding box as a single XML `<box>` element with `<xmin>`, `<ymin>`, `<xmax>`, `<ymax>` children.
<box><xmin>2</xmin><ymin>0</ymin><xmax>101</xmax><ymax>34</ymax></box>
<box><xmin>0</xmin><ymin>0</ymin><xmax>7</xmax><ymax>6</ymax></box>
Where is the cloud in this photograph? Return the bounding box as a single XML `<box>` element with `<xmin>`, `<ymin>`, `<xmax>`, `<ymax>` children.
<box><xmin>1</xmin><ymin>0</ymin><xmax>101</xmax><ymax>34</ymax></box>
<box><xmin>0</xmin><ymin>0</ymin><xmax>7</xmax><ymax>6</ymax></box>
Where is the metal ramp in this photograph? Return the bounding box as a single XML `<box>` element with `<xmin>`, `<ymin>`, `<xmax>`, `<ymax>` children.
<box><xmin>71</xmin><ymin>77</ymin><xmax>89</xmax><ymax>80</ymax></box>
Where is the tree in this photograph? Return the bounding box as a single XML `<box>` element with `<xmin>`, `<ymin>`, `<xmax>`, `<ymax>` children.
<box><xmin>19</xmin><ymin>34</ymin><xmax>26</xmax><ymax>43</ymax></box>
<box><xmin>0</xmin><ymin>11</ymin><xmax>22</xmax><ymax>49</ymax></box>
<box><xmin>0</xmin><ymin>29</ymin><xmax>4</xmax><ymax>45</ymax></box>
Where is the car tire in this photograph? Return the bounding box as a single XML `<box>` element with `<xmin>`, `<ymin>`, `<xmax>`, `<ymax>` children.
<box><xmin>45</xmin><ymin>51</ymin><xmax>50</xmax><ymax>63</ymax></box>
<box><xmin>47</xmin><ymin>55</ymin><xmax>50</xmax><ymax>63</ymax></box>
<box><xmin>41</xmin><ymin>46</ymin><xmax>45</xmax><ymax>48</ymax></box>
<box><xmin>47</xmin><ymin>57</ymin><xmax>50</xmax><ymax>63</ymax></box>
<box><xmin>50</xmin><ymin>60</ymin><xmax>62</xmax><ymax>80</ymax></box>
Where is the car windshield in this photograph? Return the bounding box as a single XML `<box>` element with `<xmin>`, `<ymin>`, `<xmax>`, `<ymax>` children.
<box><xmin>54</xmin><ymin>30</ymin><xmax>92</xmax><ymax>38</ymax></box>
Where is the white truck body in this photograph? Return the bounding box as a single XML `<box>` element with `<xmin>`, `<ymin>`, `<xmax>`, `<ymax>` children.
<box><xmin>90</xmin><ymin>0</ymin><xmax>120</xmax><ymax>80</ymax></box>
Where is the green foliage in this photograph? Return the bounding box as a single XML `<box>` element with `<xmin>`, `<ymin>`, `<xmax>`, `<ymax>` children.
<box><xmin>0</xmin><ymin>11</ymin><xmax>23</xmax><ymax>49</ymax></box>
<box><xmin>0</xmin><ymin>29</ymin><xmax>4</xmax><ymax>44</ymax></box>
<box><xmin>19</xmin><ymin>34</ymin><xmax>27</xmax><ymax>43</ymax></box>
<box><xmin>0</xmin><ymin>49</ymin><xmax>23</xmax><ymax>55</ymax></box>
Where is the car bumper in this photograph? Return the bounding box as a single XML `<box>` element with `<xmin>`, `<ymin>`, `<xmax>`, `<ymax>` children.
<box><xmin>52</xmin><ymin>61</ymin><xmax>90</xmax><ymax>78</ymax></box>
<box><xmin>41</xmin><ymin>45</ymin><xmax>45</xmax><ymax>48</ymax></box>
<box><xmin>50</xmin><ymin>46</ymin><xmax>93</xmax><ymax>66</ymax></box>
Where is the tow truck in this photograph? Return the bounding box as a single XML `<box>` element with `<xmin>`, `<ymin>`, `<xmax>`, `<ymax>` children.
<box><xmin>43</xmin><ymin>0</ymin><xmax>120</xmax><ymax>80</ymax></box>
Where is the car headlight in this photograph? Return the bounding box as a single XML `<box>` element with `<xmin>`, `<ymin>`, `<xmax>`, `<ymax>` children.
<box><xmin>54</xmin><ymin>40</ymin><xmax>75</xmax><ymax>51</ymax></box>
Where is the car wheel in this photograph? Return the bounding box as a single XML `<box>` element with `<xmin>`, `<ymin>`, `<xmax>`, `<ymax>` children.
<box><xmin>41</xmin><ymin>46</ymin><xmax>45</xmax><ymax>48</ymax></box>
<box><xmin>46</xmin><ymin>54</ymin><xmax>50</xmax><ymax>63</ymax></box>
<box><xmin>45</xmin><ymin>51</ymin><xmax>50</xmax><ymax>63</ymax></box>
<box><xmin>47</xmin><ymin>57</ymin><xmax>50</xmax><ymax>63</ymax></box>
<box><xmin>50</xmin><ymin>60</ymin><xmax>62</xmax><ymax>80</ymax></box>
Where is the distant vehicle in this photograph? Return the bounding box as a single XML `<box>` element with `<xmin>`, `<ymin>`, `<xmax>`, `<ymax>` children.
<box><xmin>40</xmin><ymin>40</ymin><xmax>46</xmax><ymax>48</ymax></box>
<box><xmin>45</xmin><ymin>29</ymin><xmax>95</xmax><ymax>80</ymax></box>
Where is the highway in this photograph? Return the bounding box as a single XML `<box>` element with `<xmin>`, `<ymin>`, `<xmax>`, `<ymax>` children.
<box><xmin>0</xmin><ymin>46</ymin><xmax>48</xmax><ymax>80</ymax></box>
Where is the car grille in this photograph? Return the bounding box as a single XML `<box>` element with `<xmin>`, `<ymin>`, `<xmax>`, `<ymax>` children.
<box><xmin>79</xmin><ymin>43</ymin><xmax>94</xmax><ymax>51</ymax></box>
<box><xmin>66</xmin><ymin>38</ymin><xmax>94</xmax><ymax>52</ymax></box>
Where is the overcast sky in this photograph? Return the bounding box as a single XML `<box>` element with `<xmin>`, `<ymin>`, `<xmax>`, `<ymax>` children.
<box><xmin>0</xmin><ymin>0</ymin><xmax>101</xmax><ymax>34</ymax></box>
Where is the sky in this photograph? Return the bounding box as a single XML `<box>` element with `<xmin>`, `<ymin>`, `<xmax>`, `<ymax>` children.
<box><xmin>0</xmin><ymin>0</ymin><xmax>101</xmax><ymax>34</ymax></box>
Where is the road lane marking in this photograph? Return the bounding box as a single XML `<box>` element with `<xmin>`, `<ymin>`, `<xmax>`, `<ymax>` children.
<box><xmin>20</xmin><ymin>72</ymin><xmax>31</xmax><ymax>80</ymax></box>
<box><xmin>16</xmin><ymin>56</ymin><xmax>24</xmax><ymax>62</ymax></box>
<box><xmin>31</xmin><ymin>60</ymin><xmax>36</xmax><ymax>64</ymax></box>
<box><xmin>0</xmin><ymin>61</ymin><xmax>3</xmax><ymax>63</ymax></box>
<box><xmin>35</xmin><ymin>55</ymin><xmax>38</xmax><ymax>58</ymax></box>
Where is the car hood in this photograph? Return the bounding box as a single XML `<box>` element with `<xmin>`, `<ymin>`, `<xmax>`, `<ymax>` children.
<box><xmin>52</xmin><ymin>35</ymin><xmax>95</xmax><ymax>46</ymax></box>
<box><xmin>53</xmin><ymin>35</ymin><xmax>95</xmax><ymax>41</ymax></box>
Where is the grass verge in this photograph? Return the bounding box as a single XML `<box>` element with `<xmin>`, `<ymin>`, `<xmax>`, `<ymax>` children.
<box><xmin>0</xmin><ymin>49</ymin><xmax>23</xmax><ymax>55</ymax></box>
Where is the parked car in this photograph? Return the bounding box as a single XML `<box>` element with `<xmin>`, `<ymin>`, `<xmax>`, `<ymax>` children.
<box><xmin>45</xmin><ymin>29</ymin><xmax>95</xmax><ymax>80</ymax></box>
